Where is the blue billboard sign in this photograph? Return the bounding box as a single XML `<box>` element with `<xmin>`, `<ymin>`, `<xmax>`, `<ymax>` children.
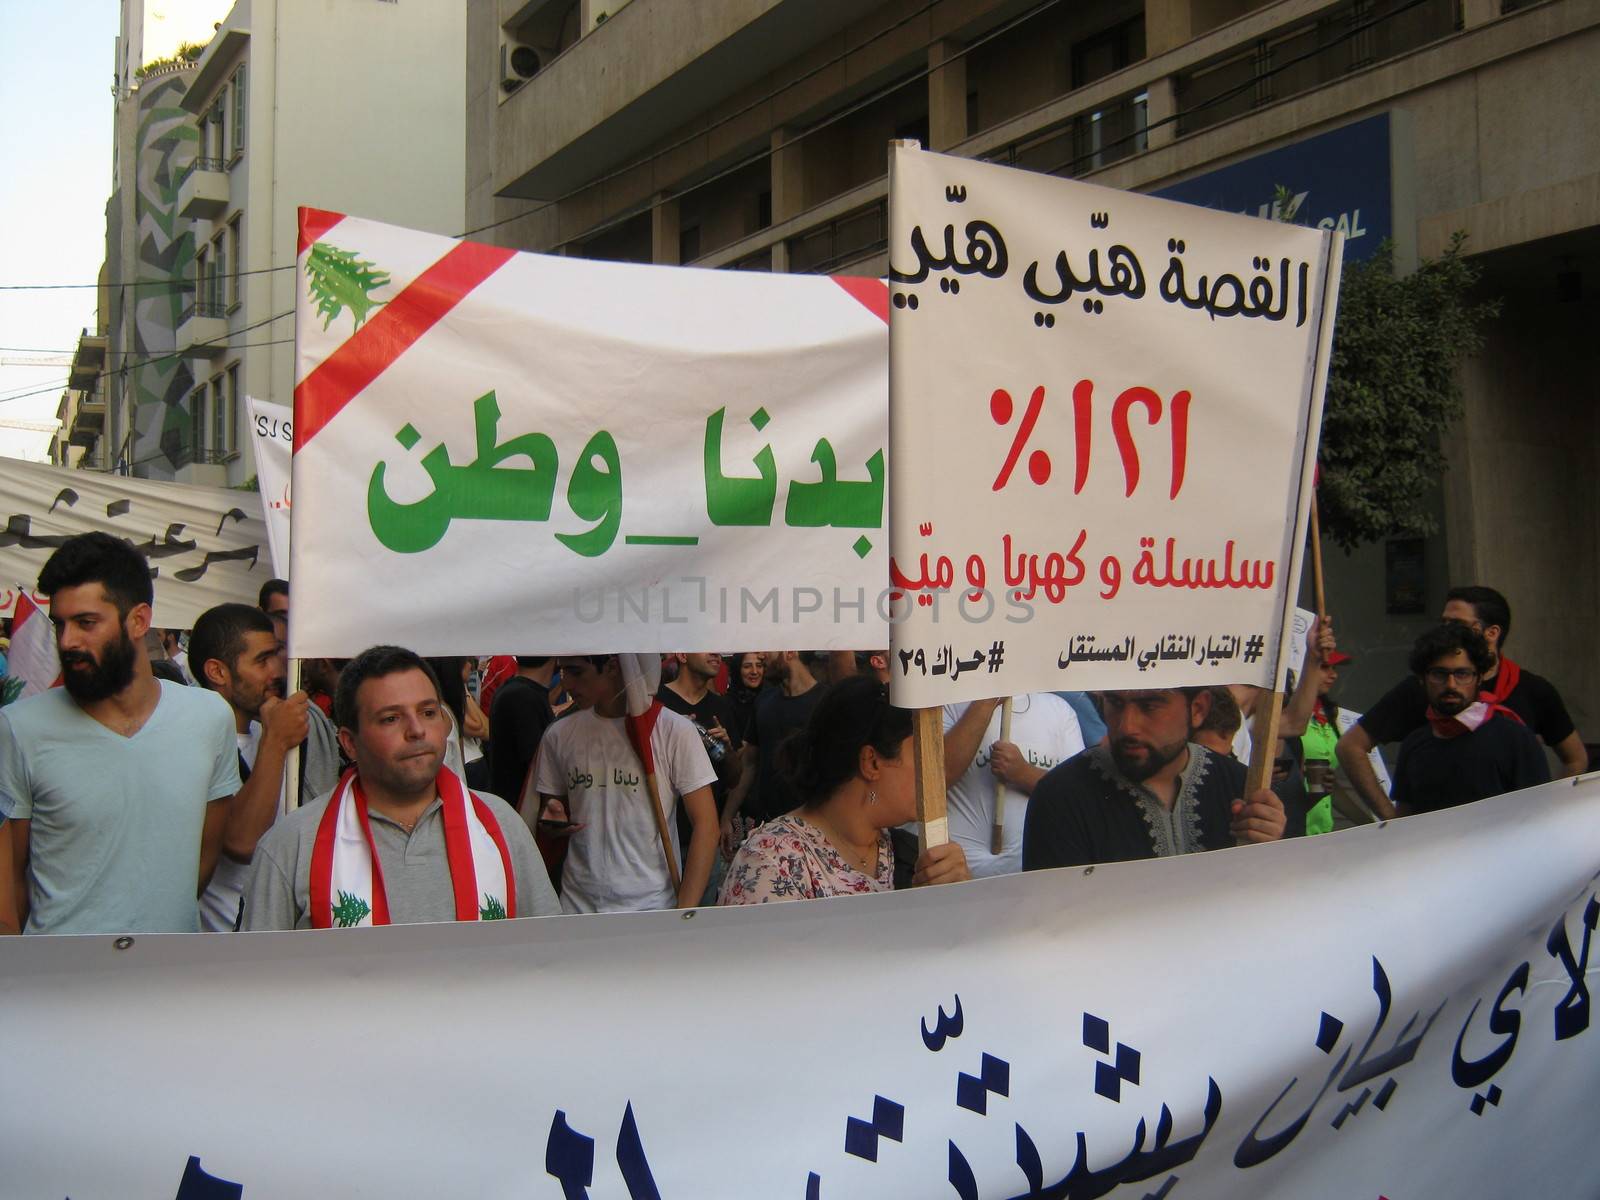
<box><xmin>1151</xmin><ymin>113</ymin><xmax>1393</xmax><ymax>261</ymax></box>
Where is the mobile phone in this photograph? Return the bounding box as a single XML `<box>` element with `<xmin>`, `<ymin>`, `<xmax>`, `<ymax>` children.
<box><xmin>538</xmin><ymin>818</ymin><xmax>577</xmax><ymax>831</ymax></box>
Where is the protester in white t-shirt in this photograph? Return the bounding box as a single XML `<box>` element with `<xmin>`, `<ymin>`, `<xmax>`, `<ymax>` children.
<box><xmin>535</xmin><ymin>655</ymin><xmax>719</xmax><ymax>913</ymax></box>
<box><xmin>942</xmin><ymin>693</ymin><xmax>1083</xmax><ymax>876</ymax></box>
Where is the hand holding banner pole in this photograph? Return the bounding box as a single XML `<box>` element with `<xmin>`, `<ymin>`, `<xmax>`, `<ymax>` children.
<box><xmin>990</xmin><ymin>697</ymin><xmax>1014</xmax><ymax>855</ymax></box>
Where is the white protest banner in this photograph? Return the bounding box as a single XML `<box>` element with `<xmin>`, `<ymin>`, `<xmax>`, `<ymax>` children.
<box><xmin>246</xmin><ymin>395</ymin><xmax>293</xmax><ymax>579</ymax></box>
<box><xmin>290</xmin><ymin>208</ymin><xmax>889</xmax><ymax>658</ymax></box>
<box><xmin>886</xmin><ymin>147</ymin><xmax>1341</xmax><ymax>705</ymax></box>
<box><xmin>0</xmin><ymin>456</ymin><xmax>271</xmax><ymax>629</ymax></box>
<box><xmin>2</xmin><ymin>779</ymin><xmax>1598</xmax><ymax>1196</ymax></box>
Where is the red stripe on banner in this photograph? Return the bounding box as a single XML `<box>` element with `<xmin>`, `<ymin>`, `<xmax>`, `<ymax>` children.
<box><xmin>308</xmin><ymin>772</ymin><xmax>351</xmax><ymax>930</ymax></box>
<box><xmin>293</xmin><ymin>240</ymin><xmax>517</xmax><ymax>452</ymax></box>
<box><xmin>473</xmin><ymin>794</ymin><xmax>518</xmax><ymax>919</ymax></box>
<box><xmin>438</xmin><ymin>770</ymin><xmax>479</xmax><ymax>922</ymax></box>
<box><xmin>297</xmin><ymin>207</ymin><xmax>347</xmax><ymax>257</ymax></box>
<box><xmin>831</xmin><ymin>275</ymin><xmax>890</xmax><ymax>324</ymax></box>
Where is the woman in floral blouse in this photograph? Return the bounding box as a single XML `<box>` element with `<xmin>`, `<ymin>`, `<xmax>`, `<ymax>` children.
<box><xmin>718</xmin><ymin>676</ymin><xmax>970</xmax><ymax>904</ymax></box>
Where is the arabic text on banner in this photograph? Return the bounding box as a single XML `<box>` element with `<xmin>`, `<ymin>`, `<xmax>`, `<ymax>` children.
<box><xmin>290</xmin><ymin>210</ymin><xmax>891</xmax><ymax>658</ymax></box>
<box><xmin>886</xmin><ymin>146</ymin><xmax>1341</xmax><ymax>705</ymax></box>
<box><xmin>0</xmin><ymin>456</ymin><xmax>271</xmax><ymax>629</ymax></box>
<box><xmin>246</xmin><ymin>396</ymin><xmax>293</xmax><ymax>579</ymax></box>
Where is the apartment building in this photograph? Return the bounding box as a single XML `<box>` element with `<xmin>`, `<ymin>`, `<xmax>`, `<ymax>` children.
<box><xmin>469</xmin><ymin>0</ymin><xmax>1600</xmax><ymax>736</ymax></box>
<box><xmin>167</xmin><ymin>0</ymin><xmax>468</xmax><ymax>488</ymax></box>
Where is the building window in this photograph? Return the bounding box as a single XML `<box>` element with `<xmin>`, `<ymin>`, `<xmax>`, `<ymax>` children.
<box><xmin>228</xmin><ymin>216</ymin><xmax>243</xmax><ymax>310</ymax></box>
<box><xmin>210</xmin><ymin>232</ymin><xmax>227</xmax><ymax>312</ymax></box>
<box><xmin>210</xmin><ymin>367</ymin><xmax>236</xmax><ymax>460</ymax></box>
<box><xmin>190</xmin><ymin>383</ymin><xmax>208</xmax><ymax>463</ymax></box>
<box><xmin>208</xmin><ymin>98</ymin><xmax>226</xmax><ymax>161</ymax></box>
<box><xmin>678</xmin><ymin>225</ymin><xmax>701</xmax><ymax>264</ymax></box>
<box><xmin>230</xmin><ymin>64</ymin><xmax>247</xmax><ymax>160</ymax></box>
<box><xmin>194</xmin><ymin>245</ymin><xmax>209</xmax><ymax>317</ymax></box>
<box><xmin>227</xmin><ymin>215</ymin><xmax>242</xmax><ymax>308</ymax></box>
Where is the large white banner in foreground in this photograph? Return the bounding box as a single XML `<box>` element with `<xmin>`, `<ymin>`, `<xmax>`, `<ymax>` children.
<box><xmin>290</xmin><ymin>209</ymin><xmax>890</xmax><ymax>658</ymax></box>
<box><xmin>4</xmin><ymin>778</ymin><xmax>1598</xmax><ymax>1198</ymax></box>
<box><xmin>0</xmin><ymin>456</ymin><xmax>271</xmax><ymax>629</ymax></box>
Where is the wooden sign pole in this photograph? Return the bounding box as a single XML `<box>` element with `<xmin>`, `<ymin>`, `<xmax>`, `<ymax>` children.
<box><xmin>990</xmin><ymin>697</ymin><xmax>1014</xmax><ymax>854</ymax></box>
<box><xmin>1309</xmin><ymin>492</ymin><xmax>1328</xmax><ymax>623</ymax></box>
<box><xmin>913</xmin><ymin>707</ymin><xmax>949</xmax><ymax>853</ymax></box>
<box><xmin>283</xmin><ymin>658</ymin><xmax>303</xmax><ymax>812</ymax></box>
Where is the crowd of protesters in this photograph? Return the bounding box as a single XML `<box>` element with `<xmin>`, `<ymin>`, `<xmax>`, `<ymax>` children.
<box><xmin>0</xmin><ymin>533</ymin><xmax>1587</xmax><ymax>936</ymax></box>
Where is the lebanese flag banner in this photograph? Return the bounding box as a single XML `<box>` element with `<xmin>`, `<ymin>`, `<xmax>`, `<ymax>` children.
<box><xmin>8</xmin><ymin>591</ymin><xmax>60</xmax><ymax>697</ymax></box>
<box><xmin>3</xmin><ymin>777</ymin><xmax>1599</xmax><ymax>1196</ymax></box>
<box><xmin>291</xmin><ymin>209</ymin><xmax>889</xmax><ymax>658</ymax></box>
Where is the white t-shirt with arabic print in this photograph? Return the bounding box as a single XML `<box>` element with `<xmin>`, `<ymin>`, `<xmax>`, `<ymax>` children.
<box><xmin>943</xmin><ymin>692</ymin><xmax>1083</xmax><ymax>878</ymax></box>
<box><xmin>534</xmin><ymin>707</ymin><xmax>716</xmax><ymax>913</ymax></box>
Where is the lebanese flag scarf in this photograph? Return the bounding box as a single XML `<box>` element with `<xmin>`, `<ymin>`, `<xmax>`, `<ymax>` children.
<box><xmin>309</xmin><ymin>767</ymin><xmax>516</xmax><ymax>928</ymax></box>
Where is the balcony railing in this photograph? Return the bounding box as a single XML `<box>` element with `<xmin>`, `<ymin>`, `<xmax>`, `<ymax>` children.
<box><xmin>982</xmin><ymin>90</ymin><xmax>1149</xmax><ymax>180</ymax></box>
<box><xmin>178</xmin><ymin>299</ymin><xmax>228</xmax><ymax>323</ymax></box>
<box><xmin>1175</xmin><ymin>0</ymin><xmax>1460</xmax><ymax>136</ymax></box>
<box><xmin>786</xmin><ymin>199</ymin><xmax>887</xmax><ymax>275</ymax></box>
<box><xmin>179</xmin><ymin>155</ymin><xmax>227</xmax><ymax>185</ymax></box>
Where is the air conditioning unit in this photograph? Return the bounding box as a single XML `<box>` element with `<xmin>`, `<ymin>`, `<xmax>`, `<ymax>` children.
<box><xmin>500</xmin><ymin>38</ymin><xmax>544</xmax><ymax>93</ymax></box>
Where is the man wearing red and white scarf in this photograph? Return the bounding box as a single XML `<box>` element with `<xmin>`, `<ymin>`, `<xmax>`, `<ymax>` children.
<box><xmin>242</xmin><ymin>646</ymin><xmax>558</xmax><ymax>929</ymax></box>
<box><xmin>1337</xmin><ymin>586</ymin><xmax>1587</xmax><ymax>819</ymax></box>
<box><xmin>1391</xmin><ymin>623</ymin><xmax>1548</xmax><ymax>817</ymax></box>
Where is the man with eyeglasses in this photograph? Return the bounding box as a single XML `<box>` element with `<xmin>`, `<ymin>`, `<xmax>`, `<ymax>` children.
<box><xmin>1337</xmin><ymin>586</ymin><xmax>1586</xmax><ymax>819</ymax></box>
<box><xmin>1390</xmin><ymin>623</ymin><xmax>1548</xmax><ymax>817</ymax></box>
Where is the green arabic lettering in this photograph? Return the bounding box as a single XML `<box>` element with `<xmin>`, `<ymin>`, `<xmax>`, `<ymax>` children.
<box><xmin>366</xmin><ymin>390</ymin><xmax>559</xmax><ymax>553</ymax></box>
<box><xmin>784</xmin><ymin>440</ymin><xmax>885</xmax><ymax>529</ymax></box>
<box><xmin>555</xmin><ymin>430</ymin><xmax>623</xmax><ymax>558</ymax></box>
<box><xmin>703</xmin><ymin>406</ymin><xmax>777</xmax><ymax>526</ymax></box>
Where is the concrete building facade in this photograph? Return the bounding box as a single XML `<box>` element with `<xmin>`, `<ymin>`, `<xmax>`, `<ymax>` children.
<box><xmin>469</xmin><ymin>0</ymin><xmax>1600</xmax><ymax>745</ymax></box>
<box><xmin>158</xmin><ymin>0</ymin><xmax>467</xmax><ymax>488</ymax></box>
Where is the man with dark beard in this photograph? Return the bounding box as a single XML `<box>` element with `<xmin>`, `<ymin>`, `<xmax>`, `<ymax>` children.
<box><xmin>1022</xmin><ymin>688</ymin><xmax>1285</xmax><ymax>870</ymax></box>
<box><xmin>1390</xmin><ymin>624</ymin><xmax>1549</xmax><ymax>816</ymax></box>
<box><xmin>0</xmin><ymin>533</ymin><xmax>239</xmax><ymax>934</ymax></box>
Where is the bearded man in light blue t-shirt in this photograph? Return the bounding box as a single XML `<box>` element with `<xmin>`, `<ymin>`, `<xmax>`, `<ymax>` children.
<box><xmin>0</xmin><ymin>533</ymin><xmax>239</xmax><ymax>935</ymax></box>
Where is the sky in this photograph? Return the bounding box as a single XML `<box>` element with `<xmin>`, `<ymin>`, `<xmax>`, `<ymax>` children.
<box><xmin>0</xmin><ymin>0</ymin><xmax>121</xmax><ymax>461</ymax></box>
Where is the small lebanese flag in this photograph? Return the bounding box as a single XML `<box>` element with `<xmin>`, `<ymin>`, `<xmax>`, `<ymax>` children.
<box><xmin>9</xmin><ymin>593</ymin><xmax>60</xmax><ymax>698</ymax></box>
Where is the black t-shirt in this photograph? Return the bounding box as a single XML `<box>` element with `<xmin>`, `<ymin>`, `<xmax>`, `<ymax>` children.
<box><xmin>487</xmin><ymin>675</ymin><xmax>554</xmax><ymax>805</ymax></box>
<box><xmin>1359</xmin><ymin>666</ymin><xmax>1575</xmax><ymax>748</ymax></box>
<box><xmin>657</xmin><ymin>682</ymin><xmax>743</xmax><ymax>851</ymax></box>
<box><xmin>1391</xmin><ymin>716</ymin><xmax>1550</xmax><ymax>814</ymax></box>
<box><xmin>746</xmin><ymin>682</ymin><xmax>827</xmax><ymax>824</ymax></box>
<box><xmin>1023</xmin><ymin>745</ymin><xmax>1246</xmax><ymax>870</ymax></box>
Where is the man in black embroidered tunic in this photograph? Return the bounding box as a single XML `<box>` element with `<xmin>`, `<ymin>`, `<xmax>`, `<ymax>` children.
<box><xmin>1022</xmin><ymin>688</ymin><xmax>1286</xmax><ymax>870</ymax></box>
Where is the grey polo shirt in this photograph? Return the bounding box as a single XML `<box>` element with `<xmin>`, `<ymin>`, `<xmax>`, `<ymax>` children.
<box><xmin>242</xmin><ymin>785</ymin><xmax>559</xmax><ymax>930</ymax></box>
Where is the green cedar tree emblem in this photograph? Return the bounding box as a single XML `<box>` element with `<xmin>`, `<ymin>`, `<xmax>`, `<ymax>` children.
<box><xmin>332</xmin><ymin>890</ymin><xmax>371</xmax><ymax>927</ymax></box>
<box><xmin>479</xmin><ymin>894</ymin><xmax>507</xmax><ymax>921</ymax></box>
<box><xmin>306</xmin><ymin>241</ymin><xmax>391</xmax><ymax>331</ymax></box>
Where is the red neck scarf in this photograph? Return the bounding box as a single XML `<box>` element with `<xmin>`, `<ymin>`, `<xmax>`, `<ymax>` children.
<box><xmin>1485</xmin><ymin>655</ymin><xmax>1520</xmax><ymax>706</ymax></box>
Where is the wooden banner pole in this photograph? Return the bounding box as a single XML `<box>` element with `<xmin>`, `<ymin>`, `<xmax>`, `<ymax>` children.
<box><xmin>913</xmin><ymin>707</ymin><xmax>949</xmax><ymax>853</ymax></box>
<box><xmin>643</xmin><ymin>770</ymin><xmax>683</xmax><ymax>893</ymax></box>
<box><xmin>990</xmin><ymin>697</ymin><xmax>1014</xmax><ymax>855</ymax></box>
<box><xmin>1309</xmin><ymin>492</ymin><xmax>1328</xmax><ymax>624</ymax></box>
<box><xmin>283</xmin><ymin>657</ymin><xmax>303</xmax><ymax>813</ymax></box>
